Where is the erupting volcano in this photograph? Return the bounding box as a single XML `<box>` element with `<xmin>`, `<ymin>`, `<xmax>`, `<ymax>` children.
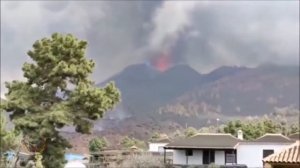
<box><xmin>151</xmin><ymin>51</ymin><xmax>172</xmax><ymax>72</ymax></box>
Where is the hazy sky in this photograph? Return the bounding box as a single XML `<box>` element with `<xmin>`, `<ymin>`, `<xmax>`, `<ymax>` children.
<box><xmin>1</xmin><ymin>1</ymin><xmax>299</xmax><ymax>97</ymax></box>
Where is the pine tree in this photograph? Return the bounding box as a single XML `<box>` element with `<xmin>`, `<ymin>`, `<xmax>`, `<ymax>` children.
<box><xmin>2</xmin><ymin>33</ymin><xmax>121</xmax><ymax>167</ymax></box>
<box><xmin>0</xmin><ymin>109</ymin><xmax>20</xmax><ymax>167</ymax></box>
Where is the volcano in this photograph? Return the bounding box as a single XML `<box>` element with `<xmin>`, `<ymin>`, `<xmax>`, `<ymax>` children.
<box><xmin>151</xmin><ymin>51</ymin><xmax>172</xmax><ymax>72</ymax></box>
<box><xmin>98</xmin><ymin>64</ymin><xmax>203</xmax><ymax>116</ymax></box>
<box><xmin>96</xmin><ymin>64</ymin><xmax>299</xmax><ymax>134</ymax></box>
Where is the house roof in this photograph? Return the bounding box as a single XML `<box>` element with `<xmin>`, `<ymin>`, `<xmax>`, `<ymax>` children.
<box><xmin>288</xmin><ymin>133</ymin><xmax>300</xmax><ymax>141</ymax></box>
<box><xmin>165</xmin><ymin>133</ymin><xmax>241</xmax><ymax>149</ymax></box>
<box><xmin>149</xmin><ymin>137</ymin><xmax>171</xmax><ymax>143</ymax></box>
<box><xmin>263</xmin><ymin>140</ymin><xmax>300</xmax><ymax>164</ymax></box>
<box><xmin>253</xmin><ymin>134</ymin><xmax>293</xmax><ymax>143</ymax></box>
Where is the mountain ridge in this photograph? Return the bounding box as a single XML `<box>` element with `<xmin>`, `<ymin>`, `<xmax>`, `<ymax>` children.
<box><xmin>97</xmin><ymin>63</ymin><xmax>298</xmax><ymax>121</ymax></box>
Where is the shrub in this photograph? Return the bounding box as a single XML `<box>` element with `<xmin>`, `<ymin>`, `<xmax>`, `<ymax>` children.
<box><xmin>89</xmin><ymin>137</ymin><xmax>108</xmax><ymax>153</ymax></box>
<box><xmin>120</xmin><ymin>136</ymin><xmax>146</xmax><ymax>150</ymax></box>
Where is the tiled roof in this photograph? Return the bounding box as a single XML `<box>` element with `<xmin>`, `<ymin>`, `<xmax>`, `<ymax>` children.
<box><xmin>165</xmin><ymin>133</ymin><xmax>241</xmax><ymax>149</ymax></box>
<box><xmin>288</xmin><ymin>133</ymin><xmax>300</xmax><ymax>141</ymax></box>
<box><xmin>253</xmin><ymin>134</ymin><xmax>293</xmax><ymax>143</ymax></box>
<box><xmin>149</xmin><ymin>137</ymin><xmax>171</xmax><ymax>143</ymax></box>
<box><xmin>263</xmin><ymin>141</ymin><xmax>300</xmax><ymax>163</ymax></box>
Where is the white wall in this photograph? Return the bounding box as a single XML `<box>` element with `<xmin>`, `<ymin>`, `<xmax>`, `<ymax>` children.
<box><xmin>173</xmin><ymin>149</ymin><xmax>228</xmax><ymax>165</ymax></box>
<box><xmin>148</xmin><ymin>143</ymin><xmax>168</xmax><ymax>152</ymax></box>
<box><xmin>187</xmin><ymin>150</ymin><xmax>203</xmax><ymax>165</ymax></box>
<box><xmin>173</xmin><ymin>150</ymin><xmax>203</xmax><ymax>165</ymax></box>
<box><xmin>173</xmin><ymin>150</ymin><xmax>186</xmax><ymax>165</ymax></box>
<box><xmin>215</xmin><ymin>150</ymin><xmax>225</xmax><ymax>165</ymax></box>
<box><xmin>237</xmin><ymin>143</ymin><xmax>291</xmax><ymax>168</ymax></box>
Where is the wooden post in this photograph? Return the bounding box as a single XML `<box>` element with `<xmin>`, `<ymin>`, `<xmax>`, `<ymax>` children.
<box><xmin>209</xmin><ymin>150</ymin><xmax>211</xmax><ymax>163</ymax></box>
<box><xmin>233</xmin><ymin>149</ymin><xmax>236</xmax><ymax>164</ymax></box>
<box><xmin>164</xmin><ymin>148</ymin><xmax>166</xmax><ymax>164</ymax></box>
<box><xmin>186</xmin><ymin>154</ymin><xmax>188</xmax><ymax>165</ymax></box>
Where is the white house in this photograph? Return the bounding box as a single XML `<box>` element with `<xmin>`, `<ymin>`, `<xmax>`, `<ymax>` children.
<box><xmin>164</xmin><ymin>132</ymin><xmax>295</xmax><ymax>167</ymax></box>
<box><xmin>164</xmin><ymin>133</ymin><xmax>241</xmax><ymax>165</ymax></box>
<box><xmin>148</xmin><ymin>138</ymin><xmax>171</xmax><ymax>153</ymax></box>
<box><xmin>236</xmin><ymin>134</ymin><xmax>293</xmax><ymax>168</ymax></box>
<box><xmin>263</xmin><ymin>140</ymin><xmax>300</xmax><ymax>168</ymax></box>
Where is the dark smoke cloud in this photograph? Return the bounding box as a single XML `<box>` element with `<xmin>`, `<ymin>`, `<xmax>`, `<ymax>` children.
<box><xmin>184</xmin><ymin>1</ymin><xmax>299</xmax><ymax>72</ymax></box>
<box><xmin>1</xmin><ymin>1</ymin><xmax>298</xmax><ymax>97</ymax></box>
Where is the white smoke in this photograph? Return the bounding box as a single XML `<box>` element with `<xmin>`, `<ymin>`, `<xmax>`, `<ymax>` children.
<box><xmin>1</xmin><ymin>0</ymin><xmax>299</xmax><ymax>88</ymax></box>
<box><xmin>148</xmin><ymin>1</ymin><xmax>206</xmax><ymax>51</ymax></box>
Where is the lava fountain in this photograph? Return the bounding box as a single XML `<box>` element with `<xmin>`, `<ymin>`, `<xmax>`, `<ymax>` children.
<box><xmin>151</xmin><ymin>50</ymin><xmax>172</xmax><ymax>72</ymax></box>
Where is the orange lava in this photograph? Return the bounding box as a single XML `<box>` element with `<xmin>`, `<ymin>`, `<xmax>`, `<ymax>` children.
<box><xmin>153</xmin><ymin>51</ymin><xmax>171</xmax><ymax>72</ymax></box>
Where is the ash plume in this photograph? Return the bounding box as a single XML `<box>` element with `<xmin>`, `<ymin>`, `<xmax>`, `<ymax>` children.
<box><xmin>1</xmin><ymin>1</ymin><xmax>299</xmax><ymax>97</ymax></box>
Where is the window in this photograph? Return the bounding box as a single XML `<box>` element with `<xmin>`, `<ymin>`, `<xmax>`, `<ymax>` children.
<box><xmin>225</xmin><ymin>154</ymin><xmax>236</xmax><ymax>163</ymax></box>
<box><xmin>203</xmin><ymin>150</ymin><xmax>215</xmax><ymax>164</ymax></box>
<box><xmin>210</xmin><ymin>150</ymin><xmax>215</xmax><ymax>163</ymax></box>
<box><xmin>225</xmin><ymin>150</ymin><xmax>236</xmax><ymax>163</ymax></box>
<box><xmin>263</xmin><ymin>149</ymin><xmax>274</xmax><ymax>158</ymax></box>
<box><xmin>203</xmin><ymin>150</ymin><xmax>209</xmax><ymax>164</ymax></box>
<box><xmin>186</xmin><ymin>149</ymin><xmax>193</xmax><ymax>156</ymax></box>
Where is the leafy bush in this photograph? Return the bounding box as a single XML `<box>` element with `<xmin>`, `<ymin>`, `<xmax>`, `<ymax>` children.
<box><xmin>120</xmin><ymin>136</ymin><xmax>146</xmax><ymax>150</ymax></box>
<box><xmin>89</xmin><ymin>137</ymin><xmax>108</xmax><ymax>153</ymax></box>
<box><xmin>184</xmin><ymin>127</ymin><xmax>198</xmax><ymax>137</ymax></box>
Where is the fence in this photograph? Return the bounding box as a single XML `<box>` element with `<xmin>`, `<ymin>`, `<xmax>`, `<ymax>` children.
<box><xmin>86</xmin><ymin>150</ymin><xmax>172</xmax><ymax>168</ymax></box>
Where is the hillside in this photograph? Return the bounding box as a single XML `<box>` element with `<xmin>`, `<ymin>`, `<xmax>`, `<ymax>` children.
<box><xmin>95</xmin><ymin>64</ymin><xmax>299</xmax><ymax>132</ymax></box>
<box><xmin>2</xmin><ymin>64</ymin><xmax>298</xmax><ymax>153</ymax></box>
<box><xmin>98</xmin><ymin>64</ymin><xmax>205</xmax><ymax>118</ymax></box>
<box><xmin>3</xmin><ymin>64</ymin><xmax>298</xmax><ymax>135</ymax></box>
<box><xmin>159</xmin><ymin>64</ymin><xmax>299</xmax><ymax>118</ymax></box>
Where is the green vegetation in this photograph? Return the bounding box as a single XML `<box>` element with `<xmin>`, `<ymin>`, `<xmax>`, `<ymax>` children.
<box><xmin>0</xmin><ymin>109</ymin><xmax>20</xmax><ymax>167</ymax></box>
<box><xmin>184</xmin><ymin>127</ymin><xmax>198</xmax><ymax>137</ymax></box>
<box><xmin>167</xmin><ymin>117</ymin><xmax>299</xmax><ymax>141</ymax></box>
<box><xmin>22</xmin><ymin>154</ymin><xmax>43</xmax><ymax>168</ymax></box>
<box><xmin>222</xmin><ymin>118</ymin><xmax>299</xmax><ymax>140</ymax></box>
<box><xmin>34</xmin><ymin>153</ymin><xmax>44</xmax><ymax>168</ymax></box>
<box><xmin>89</xmin><ymin>137</ymin><xmax>108</xmax><ymax>153</ymax></box>
<box><xmin>289</xmin><ymin>123</ymin><xmax>300</xmax><ymax>134</ymax></box>
<box><xmin>149</xmin><ymin>132</ymin><xmax>160</xmax><ymax>141</ymax></box>
<box><xmin>1</xmin><ymin>33</ymin><xmax>120</xmax><ymax>167</ymax></box>
<box><xmin>0</xmin><ymin>111</ymin><xmax>18</xmax><ymax>152</ymax></box>
<box><xmin>120</xmin><ymin>136</ymin><xmax>146</xmax><ymax>150</ymax></box>
<box><xmin>198</xmin><ymin>125</ymin><xmax>219</xmax><ymax>133</ymax></box>
<box><xmin>149</xmin><ymin>132</ymin><xmax>170</xmax><ymax>142</ymax></box>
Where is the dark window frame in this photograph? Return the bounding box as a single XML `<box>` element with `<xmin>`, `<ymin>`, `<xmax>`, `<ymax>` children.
<box><xmin>263</xmin><ymin>149</ymin><xmax>274</xmax><ymax>158</ymax></box>
<box><xmin>225</xmin><ymin>150</ymin><xmax>236</xmax><ymax>164</ymax></box>
<box><xmin>186</xmin><ymin>149</ymin><xmax>193</xmax><ymax>156</ymax></box>
<box><xmin>203</xmin><ymin>150</ymin><xmax>209</xmax><ymax>164</ymax></box>
<box><xmin>203</xmin><ymin>150</ymin><xmax>215</xmax><ymax>164</ymax></box>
